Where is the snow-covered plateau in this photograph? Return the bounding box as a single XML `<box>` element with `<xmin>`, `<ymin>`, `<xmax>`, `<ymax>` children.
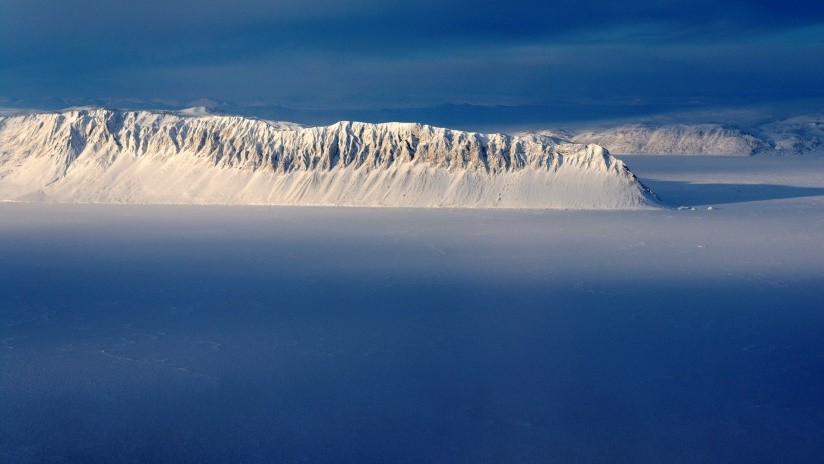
<box><xmin>0</xmin><ymin>108</ymin><xmax>655</xmax><ymax>209</ymax></box>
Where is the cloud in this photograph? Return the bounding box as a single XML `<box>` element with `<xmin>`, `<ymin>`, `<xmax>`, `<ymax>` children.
<box><xmin>1</xmin><ymin>0</ymin><xmax>822</xmax><ymax>115</ymax></box>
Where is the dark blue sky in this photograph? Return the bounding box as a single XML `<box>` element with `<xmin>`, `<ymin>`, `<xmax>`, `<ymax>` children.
<box><xmin>1</xmin><ymin>0</ymin><xmax>822</xmax><ymax>124</ymax></box>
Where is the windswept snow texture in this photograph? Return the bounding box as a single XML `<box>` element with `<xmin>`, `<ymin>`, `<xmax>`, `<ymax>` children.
<box><xmin>0</xmin><ymin>108</ymin><xmax>653</xmax><ymax>209</ymax></box>
<box><xmin>528</xmin><ymin>115</ymin><xmax>824</xmax><ymax>156</ymax></box>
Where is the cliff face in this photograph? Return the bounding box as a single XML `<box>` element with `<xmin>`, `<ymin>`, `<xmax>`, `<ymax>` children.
<box><xmin>0</xmin><ymin>108</ymin><xmax>656</xmax><ymax>209</ymax></box>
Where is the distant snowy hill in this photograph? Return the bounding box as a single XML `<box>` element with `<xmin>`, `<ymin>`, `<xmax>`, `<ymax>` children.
<box><xmin>0</xmin><ymin>108</ymin><xmax>655</xmax><ymax>209</ymax></box>
<box><xmin>571</xmin><ymin>125</ymin><xmax>770</xmax><ymax>155</ymax></box>
<box><xmin>759</xmin><ymin>115</ymin><xmax>824</xmax><ymax>156</ymax></box>
<box><xmin>525</xmin><ymin>116</ymin><xmax>824</xmax><ymax>156</ymax></box>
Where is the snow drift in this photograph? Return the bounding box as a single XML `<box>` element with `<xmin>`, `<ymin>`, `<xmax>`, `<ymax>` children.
<box><xmin>0</xmin><ymin>108</ymin><xmax>656</xmax><ymax>209</ymax></box>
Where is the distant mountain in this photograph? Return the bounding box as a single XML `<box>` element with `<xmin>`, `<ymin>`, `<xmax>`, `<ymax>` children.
<box><xmin>524</xmin><ymin>115</ymin><xmax>824</xmax><ymax>155</ymax></box>
<box><xmin>758</xmin><ymin>115</ymin><xmax>824</xmax><ymax>156</ymax></box>
<box><xmin>0</xmin><ymin>97</ymin><xmax>707</xmax><ymax>128</ymax></box>
<box><xmin>571</xmin><ymin>125</ymin><xmax>769</xmax><ymax>155</ymax></box>
<box><xmin>0</xmin><ymin>108</ymin><xmax>656</xmax><ymax>209</ymax></box>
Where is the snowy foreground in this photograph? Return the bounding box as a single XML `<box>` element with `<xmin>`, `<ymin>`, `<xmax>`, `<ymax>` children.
<box><xmin>1</xmin><ymin>156</ymin><xmax>823</xmax><ymax>462</ymax></box>
<box><xmin>0</xmin><ymin>108</ymin><xmax>653</xmax><ymax>209</ymax></box>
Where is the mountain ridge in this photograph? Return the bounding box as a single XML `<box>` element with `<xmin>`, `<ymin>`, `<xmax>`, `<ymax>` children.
<box><xmin>0</xmin><ymin>108</ymin><xmax>655</xmax><ymax>209</ymax></box>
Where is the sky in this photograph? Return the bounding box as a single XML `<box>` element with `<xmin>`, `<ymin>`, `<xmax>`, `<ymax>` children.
<box><xmin>1</xmin><ymin>0</ymin><xmax>823</xmax><ymax>125</ymax></box>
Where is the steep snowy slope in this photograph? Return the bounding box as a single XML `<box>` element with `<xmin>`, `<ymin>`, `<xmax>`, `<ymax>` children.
<box><xmin>0</xmin><ymin>108</ymin><xmax>655</xmax><ymax>209</ymax></box>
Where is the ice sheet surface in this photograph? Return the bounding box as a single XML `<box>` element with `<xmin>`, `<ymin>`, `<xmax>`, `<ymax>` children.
<box><xmin>2</xmin><ymin>156</ymin><xmax>823</xmax><ymax>463</ymax></box>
